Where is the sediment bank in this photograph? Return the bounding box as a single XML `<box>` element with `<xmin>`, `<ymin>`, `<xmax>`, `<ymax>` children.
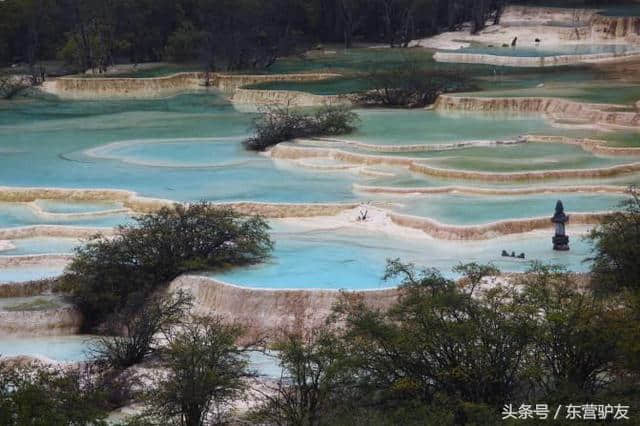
<box><xmin>0</xmin><ymin>186</ymin><xmax>173</xmax><ymax>213</ymax></box>
<box><xmin>525</xmin><ymin>135</ymin><xmax>640</xmax><ymax>156</ymax></box>
<box><xmin>591</xmin><ymin>14</ymin><xmax>640</xmax><ymax>43</ymax></box>
<box><xmin>40</xmin><ymin>72</ymin><xmax>341</xmax><ymax>100</ymax></box>
<box><xmin>388</xmin><ymin>211</ymin><xmax>607</xmax><ymax>240</ymax></box>
<box><xmin>0</xmin><ymin>279</ymin><xmax>57</xmax><ymax>298</ymax></box>
<box><xmin>0</xmin><ymin>254</ymin><xmax>72</xmax><ymax>268</ymax></box>
<box><xmin>169</xmin><ymin>275</ymin><xmax>398</xmax><ymax>342</ymax></box>
<box><xmin>500</xmin><ymin>5</ymin><xmax>597</xmax><ymax>27</ymax></box>
<box><xmin>422</xmin><ymin>5</ymin><xmax>640</xmax><ymax>64</ymax></box>
<box><xmin>306</xmin><ymin>137</ymin><xmax>525</xmax><ymax>152</ymax></box>
<box><xmin>0</xmin><ymin>186</ymin><xmax>359</xmax><ymax>218</ymax></box>
<box><xmin>41</xmin><ymin>72</ymin><xmax>204</xmax><ymax>99</ymax></box>
<box><xmin>354</xmin><ymin>183</ymin><xmax>629</xmax><ymax>196</ymax></box>
<box><xmin>231</xmin><ymin>88</ymin><xmax>351</xmax><ymax>107</ymax></box>
<box><xmin>408</xmin><ymin>161</ymin><xmax>640</xmax><ymax>182</ymax></box>
<box><xmin>214</xmin><ymin>73</ymin><xmax>340</xmax><ymax>93</ymax></box>
<box><xmin>0</xmin><ymin>306</ymin><xmax>82</xmax><ymax>337</ymax></box>
<box><xmin>0</xmin><ymin>226</ymin><xmax>115</xmax><ymax>240</ymax></box>
<box><xmin>306</xmin><ymin>135</ymin><xmax>640</xmax><ymax>157</ymax></box>
<box><xmin>270</xmin><ymin>142</ymin><xmax>640</xmax><ymax>182</ymax></box>
<box><xmin>434</xmin><ymin>95</ymin><xmax>640</xmax><ymax>129</ymax></box>
<box><xmin>434</xmin><ymin>50</ymin><xmax>640</xmax><ymax>67</ymax></box>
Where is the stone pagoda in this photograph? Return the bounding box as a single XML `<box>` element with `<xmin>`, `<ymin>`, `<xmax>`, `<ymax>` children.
<box><xmin>551</xmin><ymin>200</ymin><xmax>569</xmax><ymax>251</ymax></box>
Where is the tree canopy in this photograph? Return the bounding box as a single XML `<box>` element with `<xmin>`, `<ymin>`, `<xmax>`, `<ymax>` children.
<box><xmin>60</xmin><ymin>203</ymin><xmax>273</xmax><ymax>331</ymax></box>
<box><xmin>0</xmin><ymin>0</ymin><xmax>506</xmax><ymax>72</ymax></box>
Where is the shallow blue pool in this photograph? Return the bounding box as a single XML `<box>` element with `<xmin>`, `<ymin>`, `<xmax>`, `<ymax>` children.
<box><xmin>0</xmin><ymin>201</ymin><xmax>130</xmax><ymax>229</ymax></box>
<box><xmin>0</xmin><ymin>94</ymin><xmax>360</xmax><ymax>203</ymax></box>
<box><xmin>210</xmin><ymin>225</ymin><xmax>593</xmax><ymax>290</ymax></box>
<box><xmin>0</xmin><ymin>336</ymin><xmax>282</xmax><ymax>377</ymax></box>
<box><xmin>0</xmin><ymin>237</ymin><xmax>80</xmax><ymax>255</ymax></box>
<box><xmin>385</xmin><ymin>193</ymin><xmax>626</xmax><ymax>225</ymax></box>
<box><xmin>455</xmin><ymin>44</ymin><xmax>639</xmax><ymax>57</ymax></box>
<box><xmin>0</xmin><ymin>264</ymin><xmax>66</xmax><ymax>283</ymax></box>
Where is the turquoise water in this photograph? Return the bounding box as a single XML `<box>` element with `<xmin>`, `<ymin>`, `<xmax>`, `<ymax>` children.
<box><xmin>0</xmin><ymin>201</ymin><xmax>130</xmax><ymax>228</ymax></box>
<box><xmin>86</xmin><ymin>137</ymin><xmax>258</xmax><ymax>168</ymax></box>
<box><xmin>0</xmin><ymin>265</ymin><xmax>65</xmax><ymax>283</ymax></box>
<box><xmin>600</xmin><ymin>131</ymin><xmax>640</xmax><ymax>147</ymax></box>
<box><xmin>0</xmin><ymin>336</ymin><xmax>92</xmax><ymax>362</ymax></box>
<box><xmin>456</xmin><ymin>44</ymin><xmax>640</xmax><ymax>57</ymax></box>
<box><xmin>361</xmin><ymin>172</ymin><xmax>640</xmax><ymax>191</ymax></box>
<box><xmin>267</xmin><ymin>48</ymin><xmax>438</xmax><ymax>74</ymax></box>
<box><xmin>210</xmin><ymin>225</ymin><xmax>593</xmax><ymax>290</ymax></box>
<box><xmin>466</xmin><ymin>83</ymin><xmax>640</xmax><ymax>106</ymax></box>
<box><xmin>345</xmin><ymin>109</ymin><xmax>579</xmax><ymax>145</ymax></box>
<box><xmin>34</xmin><ymin>199</ymin><xmax>124</xmax><ymax>214</ymax></box>
<box><xmin>386</xmin><ymin>193</ymin><xmax>626</xmax><ymax>225</ymax></box>
<box><xmin>246</xmin><ymin>77</ymin><xmax>372</xmax><ymax>95</ymax></box>
<box><xmin>0</xmin><ymin>237</ymin><xmax>80</xmax><ymax>255</ymax></box>
<box><xmin>0</xmin><ymin>336</ymin><xmax>281</xmax><ymax>376</ymax></box>
<box><xmin>0</xmin><ymin>92</ymin><xmax>637</xmax><ymax>286</ymax></box>
<box><xmin>0</xmin><ymin>95</ymin><xmax>361</xmax><ymax>203</ymax></box>
<box><xmin>413</xmin><ymin>143</ymin><xmax>633</xmax><ymax>173</ymax></box>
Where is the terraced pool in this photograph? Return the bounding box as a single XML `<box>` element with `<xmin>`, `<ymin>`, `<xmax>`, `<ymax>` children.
<box><xmin>0</xmin><ymin>80</ymin><xmax>637</xmax><ymax>290</ymax></box>
<box><xmin>455</xmin><ymin>44</ymin><xmax>640</xmax><ymax>57</ymax></box>
<box><xmin>210</xmin><ymin>224</ymin><xmax>594</xmax><ymax>290</ymax></box>
<box><xmin>0</xmin><ymin>335</ymin><xmax>282</xmax><ymax>377</ymax></box>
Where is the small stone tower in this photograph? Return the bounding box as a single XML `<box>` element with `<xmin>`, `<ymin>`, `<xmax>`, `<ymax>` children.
<box><xmin>551</xmin><ymin>200</ymin><xmax>569</xmax><ymax>251</ymax></box>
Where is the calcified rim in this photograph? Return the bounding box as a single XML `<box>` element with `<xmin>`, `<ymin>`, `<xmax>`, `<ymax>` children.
<box><xmin>230</xmin><ymin>88</ymin><xmax>353</xmax><ymax>107</ymax></box>
<box><xmin>171</xmin><ymin>274</ymin><xmax>399</xmax><ymax>294</ymax></box>
<box><xmin>353</xmin><ymin>183</ymin><xmax>630</xmax><ymax>196</ymax></box>
<box><xmin>386</xmin><ymin>209</ymin><xmax>608</xmax><ymax>240</ymax></box>
<box><xmin>0</xmin><ymin>254</ymin><xmax>72</xmax><ymax>268</ymax></box>
<box><xmin>0</xmin><ymin>225</ymin><xmax>117</xmax><ymax>240</ymax></box>
<box><xmin>0</xmin><ymin>183</ymin><xmax>624</xmax><ymax>247</ymax></box>
<box><xmin>433</xmin><ymin>50</ymin><xmax>640</xmax><ymax>68</ymax></box>
<box><xmin>523</xmin><ymin>135</ymin><xmax>640</xmax><ymax>156</ymax></box>
<box><xmin>269</xmin><ymin>143</ymin><xmax>640</xmax><ymax>182</ymax></box>
<box><xmin>0</xmin><ymin>207</ymin><xmax>612</xmax><ymax>245</ymax></box>
<box><xmin>434</xmin><ymin>95</ymin><xmax>640</xmax><ymax>131</ymax></box>
<box><xmin>41</xmin><ymin>72</ymin><xmax>343</xmax><ymax>100</ymax></box>
<box><xmin>53</xmin><ymin>71</ymin><xmax>341</xmax><ymax>83</ymax></box>
<box><xmin>302</xmin><ymin>137</ymin><xmax>527</xmax><ymax>153</ymax></box>
<box><xmin>0</xmin><ymin>186</ymin><xmax>362</xmax><ymax>220</ymax></box>
<box><xmin>20</xmin><ymin>200</ymin><xmax>129</xmax><ymax>221</ymax></box>
<box><xmin>307</xmin><ymin>135</ymin><xmax>640</xmax><ymax>157</ymax></box>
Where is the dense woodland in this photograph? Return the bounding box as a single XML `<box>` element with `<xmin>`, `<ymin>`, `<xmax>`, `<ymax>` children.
<box><xmin>0</xmin><ymin>0</ymin><xmax>511</xmax><ymax>73</ymax></box>
<box><xmin>0</xmin><ymin>0</ymin><xmax>625</xmax><ymax>75</ymax></box>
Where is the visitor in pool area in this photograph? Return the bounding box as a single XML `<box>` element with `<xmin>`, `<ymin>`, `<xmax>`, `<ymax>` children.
<box><xmin>501</xmin><ymin>250</ymin><xmax>525</xmax><ymax>259</ymax></box>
